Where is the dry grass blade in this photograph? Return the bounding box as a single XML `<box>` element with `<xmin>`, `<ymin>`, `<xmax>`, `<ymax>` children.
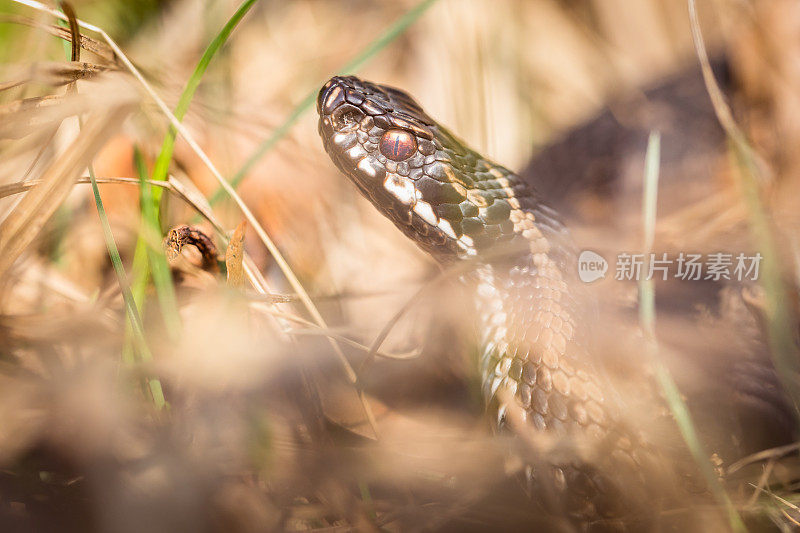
<box><xmin>59</xmin><ymin>1</ymin><xmax>80</xmax><ymax>64</ymax></box>
<box><xmin>251</xmin><ymin>305</ymin><xmax>421</xmax><ymax>361</ymax></box>
<box><xmin>728</xmin><ymin>442</ymin><xmax>800</xmax><ymax>474</ymax></box>
<box><xmin>0</xmin><ymin>87</ymin><xmax>119</xmax><ymax>140</ymax></box>
<box><xmin>748</xmin><ymin>483</ymin><xmax>800</xmax><ymax>513</ymax></box>
<box><xmin>0</xmin><ymin>176</ymin><xmax>184</xmax><ymax>202</ymax></box>
<box><xmin>359</xmin><ymin>252</ymin><xmax>494</xmax><ymax>374</ymax></box>
<box><xmin>0</xmin><ymin>61</ymin><xmax>108</xmax><ymax>91</ymax></box>
<box><xmin>0</xmin><ymin>95</ymin><xmax>65</xmax><ymax>139</ymax></box>
<box><xmin>746</xmin><ymin>460</ymin><xmax>776</xmax><ymax>508</ymax></box>
<box><xmin>226</xmin><ymin>221</ymin><xmax>246</xmax><ymax>287</ymax></box>
<box><xmin>0</xmin><ymin>106</ymin><xmax>131</xmax><ymax>280</ymax></box>
<box><xmin>686</xmin><ymin>0</ymin><xmax>769</xmax><ymax>179</ymax></box>
<box><xmin>0</xmin><ymin>14</ymin><xmax>116</xmax><ymax>62</ymax></box>
<box><xmin>781</xmin><ymin>508</ymin><xmax>800</xmax><ymax>527</ymax></box>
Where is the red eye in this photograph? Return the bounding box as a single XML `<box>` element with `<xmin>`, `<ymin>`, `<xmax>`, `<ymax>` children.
<box><xmin>380</xmin><ymin>129</ymin><xmax>417</xmax><ymax>161</ymax></box>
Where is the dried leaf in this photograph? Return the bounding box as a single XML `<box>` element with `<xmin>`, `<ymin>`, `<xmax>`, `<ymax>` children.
<box><xmin>226</xmin><ymin>221</ymin><xmax>247</xmax><ymax>287</ymax></box>
<box><xmin>164</xmin><ymin>225</ymin><xmax>219</xmax><ymax>272</ymax></box>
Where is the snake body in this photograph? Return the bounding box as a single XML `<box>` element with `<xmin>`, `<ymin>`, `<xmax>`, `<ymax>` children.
<box><xmin>317</xmin><ymin>76</ymin><xmax>659</xmax><ymax>522</ymax></box>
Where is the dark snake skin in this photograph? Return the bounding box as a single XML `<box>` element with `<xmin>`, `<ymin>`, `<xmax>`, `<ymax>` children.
<box><xmin>316</xmin><ymin>76</ymin><xmax>668</xmax><ymax>524</ymax></box>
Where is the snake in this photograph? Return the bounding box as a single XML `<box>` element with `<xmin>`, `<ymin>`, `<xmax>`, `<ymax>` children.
<box><xmin>316</xmin><ymin>76</ymin><xmax>681</xmax><ymax>525</ymax></box>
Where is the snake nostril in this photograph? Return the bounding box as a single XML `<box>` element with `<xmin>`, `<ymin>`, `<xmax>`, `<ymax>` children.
<box><xmin>331</xmin><ymin>104</ymin><xmax>364</xmax><ymax>131</ymax></box>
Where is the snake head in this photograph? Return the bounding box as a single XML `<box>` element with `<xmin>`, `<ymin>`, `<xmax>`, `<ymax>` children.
<box><xmin>317</xmin><ymin>77</ymin><xmax>437</xmax><ymax>185</ymax></box>
<box><xmin>317</xmin><ymin>76</ymin><xmax>534</xmax><ymax>261</ymax></box>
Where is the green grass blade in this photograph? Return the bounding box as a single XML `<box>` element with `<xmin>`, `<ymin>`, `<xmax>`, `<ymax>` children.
<box><xmin>687</xmin><ymin>0</ymin><xmax>800</xmax><ymax>421</ymax></box>
<box><xmin>123</xmin><ymin>236</ymin><xmax>148</xmax><ymax>367</ymax></box>
<box><xmin>207</xmin><ymin>0</ymin><xmax>441</xmax><ymax>206</ymax></box>
<box><xmin>87</xmin><ymin>166</ymin><xmax>166</xmax><ymax>409</ymax></box>
<box><xmin>134</xmin><ymin>147</ymin><xmax>181</xmax><ymax>339</ymax></box>
<box><xmin>129</xmin><ymin>236</ymin><xmax>150</xmax><ymax>311</ymax></box>
<box><xmin>729</xmin><ymin>141</ymin><xmax>800</xmax><ymax>415</ymax></box>
<box><xmin>129</xmin><ymin>149</ymin><xmax>151</xmax><ymax>315</ymax></box>
<box><xmin>125</xmin><ymin>210</ymin><xmax>150</xmax><ymax>369</ymax></box>
<box><xmin>150</xmin><ymin>0</ymin><xmax>259</xmax><ymax>194</ymax></box>
<box><xmin>639</xmin><ymin>131</ymin><xmax>745</xmax><ymax>532</ymax></box>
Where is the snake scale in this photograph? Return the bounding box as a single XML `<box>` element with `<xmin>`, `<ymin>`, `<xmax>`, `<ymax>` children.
<box><xmin>316</xmin><ymin>76</ymin><xmax>685</xmax><ymax>526</ymax></box>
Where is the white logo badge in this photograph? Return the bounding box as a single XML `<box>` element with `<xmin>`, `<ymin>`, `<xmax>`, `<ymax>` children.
<box><xmin>578</xmin><ymin>250</ymin><xmax>608</xmax><ymax>283</ymax></box>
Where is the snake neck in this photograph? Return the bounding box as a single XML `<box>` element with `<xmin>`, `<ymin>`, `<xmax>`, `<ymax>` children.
<box><xmin>472</xmin><ymin>244</ymin><xmax>616</xmax><ymax>438</ymax></box>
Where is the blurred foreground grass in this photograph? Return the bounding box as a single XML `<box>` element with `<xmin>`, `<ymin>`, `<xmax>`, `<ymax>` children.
<box><xmin>2</xmin><ymin>0</ymin><xmax>800</xmax><ymax>530</ymax></box>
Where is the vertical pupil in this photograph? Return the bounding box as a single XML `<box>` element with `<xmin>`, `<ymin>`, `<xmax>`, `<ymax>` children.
<box><xmin>380</xmin><ymin>129</ymin><xmax>417</xmax><ymax>161</ymax></box>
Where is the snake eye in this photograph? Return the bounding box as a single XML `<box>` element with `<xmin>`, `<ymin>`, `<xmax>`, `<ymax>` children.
<box><xmin>380</xmin><ymin>129</ymin><xmax>417</xmax><ymax>161</ymax></box>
